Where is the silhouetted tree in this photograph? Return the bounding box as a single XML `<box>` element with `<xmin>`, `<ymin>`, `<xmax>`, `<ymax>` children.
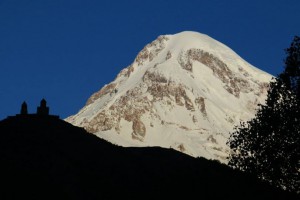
<box><xmin>280</xmin><ymin>36</ymin><xmax>300</xmax><ymax>97</ymax></box>
<box><xmin>227</xmin><ymin>36</ymin><xmax>300</xmax><ymax>193</ymax></box>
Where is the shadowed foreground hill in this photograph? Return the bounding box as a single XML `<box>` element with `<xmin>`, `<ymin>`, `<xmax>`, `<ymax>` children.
<box><xmin>0</xmin><ymin>116</ymin><xmax>297</xmax><ymax>199</ymax></box>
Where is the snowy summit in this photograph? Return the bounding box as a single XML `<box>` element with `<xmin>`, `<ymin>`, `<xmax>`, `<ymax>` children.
<box><xmin>66</xmin><ymin>31</ymin><xmax>272</xmax><ymax>163</ymax></box>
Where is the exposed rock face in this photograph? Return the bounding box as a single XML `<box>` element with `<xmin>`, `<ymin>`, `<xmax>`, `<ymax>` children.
<box><xmin>178</xmin><ymin>49</ymin><xmax>254</xmax><ymax>98</ymax></box>
<box><xmin>132</xmin><ymin>120</ymin><xmax>146</xmax><ymax>141</ymax></box>
<box><xmin>195</xmin><ymin>97</ymin><xmax>207</xmax><ymax>117</ymax></box>
<box><xmin>135</xmin><ymin>35</ymin><xmax>169</xmax><ymax>65</ymax></box>
<box><xmin>86</xmin><ymin>83</ymin><xmax>117</xmax><ymax>106</ymax></box>
<box><xmin>66</xmin><ymin>31</ymin><xmax>272</xmax><ymax>163</ymax></box>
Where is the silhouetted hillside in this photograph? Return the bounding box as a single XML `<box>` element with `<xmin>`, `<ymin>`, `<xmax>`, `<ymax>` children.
<box><xmin>0</xmin><ymin>116</ymin><xmax>297</xmax><ymax>199</ymax></box>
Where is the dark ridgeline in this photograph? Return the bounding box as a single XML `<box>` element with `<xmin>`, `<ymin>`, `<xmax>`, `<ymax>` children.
<box><xmin>0</xmin><ymin>101</ymin><xmax>297</xmax><ymax>200</ymax></box>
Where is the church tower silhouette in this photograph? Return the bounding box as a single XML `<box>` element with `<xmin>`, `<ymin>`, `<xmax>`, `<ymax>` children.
<box><xmin>37</xmin><ymin>99</ymin><xmax>49</xmax><ymax>116</ymax></box>
<box><xmin>20</xmin><ymin>101</ymin><xmax>28</xmax><ymax>115</ymax></box>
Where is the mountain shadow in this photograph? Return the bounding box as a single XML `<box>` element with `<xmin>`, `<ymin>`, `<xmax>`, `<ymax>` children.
<box><xmin>0</xmin><ymin>115</ymin><xmax>297</xmax><ymax>200</ymax></box>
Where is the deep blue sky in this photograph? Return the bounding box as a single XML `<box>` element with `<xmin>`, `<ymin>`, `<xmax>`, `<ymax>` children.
<box><xmin>0</xmin><ymin>0</ymin><xmax>299</xmax><ymax>120</ymax></box>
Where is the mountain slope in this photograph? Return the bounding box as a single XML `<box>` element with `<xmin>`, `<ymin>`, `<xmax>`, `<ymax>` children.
<box><xmin>66</xmin><ymin>31</ymin><xmax>272</xmax><ymax>163</ymax></box>
<box><xmin>0</xmin><ymin>116</ymin><xmax>296</xmax><ymax>199</ymax></box>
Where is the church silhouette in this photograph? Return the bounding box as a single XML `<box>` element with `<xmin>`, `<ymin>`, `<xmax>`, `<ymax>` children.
<box><xmin>16</xmin><ymin>99</ymin><xmax>59</xmax><ymax>119</ymax></box>
<box><xmin>36</xmin><ymin>99</ymin><xmax>49</xmax><ymax>116</ymax></box>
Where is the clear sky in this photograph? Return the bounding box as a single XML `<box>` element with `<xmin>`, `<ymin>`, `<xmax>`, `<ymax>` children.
<box><xmin>0</xmin><ymin>0</ymin><xmax>299</xmax><ymax>120</ymax></box>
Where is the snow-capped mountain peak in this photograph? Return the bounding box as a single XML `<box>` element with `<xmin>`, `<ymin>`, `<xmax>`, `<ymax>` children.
<box><xmin>66</xmin><ymin>31</ymin><xmax>272</xmax><ymax>163</ymax></box>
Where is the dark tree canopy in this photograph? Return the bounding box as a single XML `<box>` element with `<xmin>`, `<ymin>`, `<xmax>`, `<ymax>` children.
<box><xmin>280</xmin><ymin>36</ymin><xmax>300</xmax><ymax>97</ymax></box>
<box><xmin>227</xmin><ymin>36</ymin><xmax>300</xmax><ymax>193</ymax></box>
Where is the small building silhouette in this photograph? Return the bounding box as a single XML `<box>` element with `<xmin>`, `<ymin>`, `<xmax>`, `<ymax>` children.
<box><xmin>37</xmin><ymin>99</ymin><xmax>49</xmax><ymax>116</ymax></box>
<box><xmin>11</xmin><ymin>99</ymin><xmax>59</xmax><ymax>119</ymax></box>
<box><xmin>20</xmin><ymin>101</ymin><xmax>28</xmax><ymax>115</ymax></box>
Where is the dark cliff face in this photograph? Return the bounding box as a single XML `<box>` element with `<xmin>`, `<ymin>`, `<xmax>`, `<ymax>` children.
<box><xmin>0</xmin><ymin>116</ymin><xmax>296</xmax><ymax>200</ymax></box>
